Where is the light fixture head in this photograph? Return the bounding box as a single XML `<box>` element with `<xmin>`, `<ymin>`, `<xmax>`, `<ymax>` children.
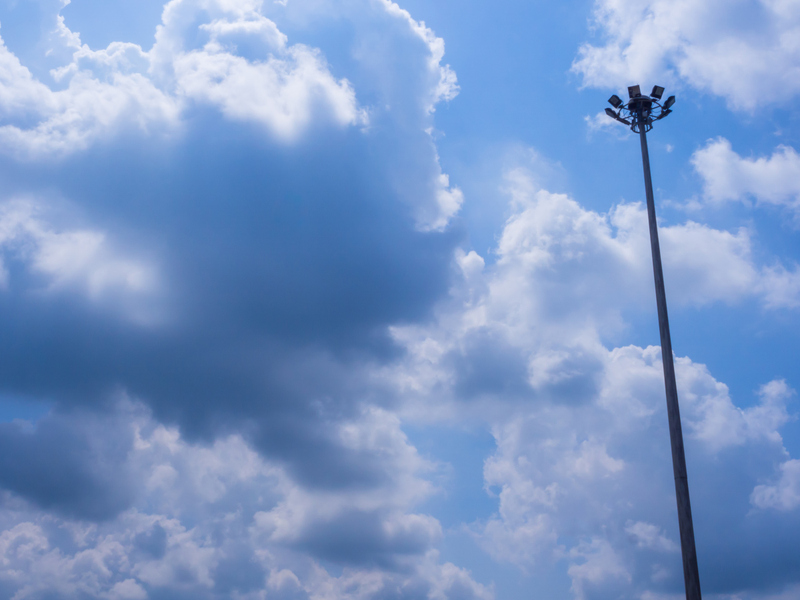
<box><xmin>608</xmin><ymin>94</ymin><xmax>623</xmax><ymax>108</ymax></box>
<box><xmin>627</xmin><ymin>85</ymin><xmax>641</xmax><ymax>98</ymax></box>
<box><xmin>650</xmin><ymin>85</ymin><xmax>665</xmax><ymax>99</ymax></box>
<box><xmin>605</xmin><ymin>107</ymin><xmax>618</xmax><ymax>120</ymax></box>
<box><xmin>663</xmin><ymin>95</ymin><xmax>676</xmax><ymax>109</ymax></box>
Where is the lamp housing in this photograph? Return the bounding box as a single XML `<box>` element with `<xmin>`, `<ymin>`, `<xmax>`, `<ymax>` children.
<box><xmin>663</xmin><ymin>95</ymin><xmax>676</xmax><ymax>109</ymax></box>
<box><xmin>628</xmin><ymin>85</ymin><xmax>641</xmax><ymax>98</ymax></box>
<box><xmin>608</xmin><ymin>94</ymin><xmax>623</xmax><ymax>108</ymax></box>
<box><xmin>650</xmin><ymin>85</ymin><xmax>665</xmax><ymax>99</ymax></box>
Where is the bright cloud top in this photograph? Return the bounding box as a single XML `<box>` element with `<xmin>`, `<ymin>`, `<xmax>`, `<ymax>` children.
<box><xmin>0</xmin><ymin>0</ymin><xmax>366</xmax><ymax>157</ymax></box>
<box><xmin>387</xmin><ymin>162</ymin><xmax>799</xmax><ymax>597</ymax></box>
<box><xmin>0</xmin><ymin>199</ymin><xmax>158</xmax><ymax>319</ymax></box>
<box><xmin>0</xmin><ymin>0</ymin><xmax>462</xmax><ymax>229</ymax></box>
<box><xmin>572</xmin><ymin>0</ymin><xmax>800</xmax><ymax>110</ymax></box>
<box><xmin>692</xmin><ymin>137</ymin><xmax>800</xmax><ymax>220</ymax></box>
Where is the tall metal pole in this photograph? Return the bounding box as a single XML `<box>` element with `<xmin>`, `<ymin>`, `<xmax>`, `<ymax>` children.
<box><xmin>637</xmin><ymin>109</ymin><xmax>702</xmax><ymax>600</ymax></box>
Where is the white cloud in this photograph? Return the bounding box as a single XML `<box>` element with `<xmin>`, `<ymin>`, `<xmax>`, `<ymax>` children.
<box><xmin>472</xmin><ymin>346</ymin><xmax>790</xmax><ymax>577</ymax></box>
<box><xmin>759</xmin><ymin>264</ymin><xmax>800</xmax><ymax>309</ymax></box>
<box><xmin>109</xmin><ymin>579</ymin><xmax>148</xmax><ymax>600</ymax></box>
<box><xmin>383</xmin><ymin>159</ymin><xmax>798</xmax><ymax>597</ymax></box>
<box><xmin>0</xmin><ymin>0</ymin><xmax>368</xmax><ymax>157</ymax></box>
<box><xmin>0</xmin><ymin>42</ymin><xmax>180</xmax><ymax>158</ymax></box>
<box><xmin>624</xmin><ymin>521</ymin><xmax>678</xmax><ymax>552</ymax></box>
<box><xmin>174</xmin><ymin>43</ymin><xmax>362</xmax><ymax>139</ymax></box>
<box><xmin>160</xmin><ymin>0</ymin><xmax>366</xmax><ymax>140</ymax></box>
<box><xmin>378</xmin><ymin>0</ymin><xmax>459</xmax><ymax>113</ymax></box>
<box><xmin>0</xmin><ymin>0</ymin><xmax>462</xmax><ymax>232</ymax></box>
<box><xmin>0</xmin><ymin>199</ymin><xmax>158</xmax><ymax>319</ymax></box>
<box><xmin>568</xmin><ymin>538</ymin><xmax>630</xmax><ymax>600</ymax></box>
<box><xmin>492</xmin><ymin>168</ymin><xmax>789</xmax><ymax>314</ymax></box>
<box><xmin>389</xmin><ymin>164</ymin><xmax>799</xmax><ymax>422</ymax></box>
<box><xmin>572</xmin><ymin>0</ymin><xmax>800</xmax><ymax>110</ymax></box>
<box><xmin>686</xmin><ymin>377</ymin><xmax>793</xmax><ymax>451</ymax></box>
<box><xmin>415</xmin><ymin>155</ymin><xmax>464</xmax><ymax>232</ymax></box>
<box><xmin>584</xmin><ymin>110</ymin><xmax>628</xmax><ymax>138</ymax></box>
<box><xmin>752</xmin><ymin>458</ymin><xmax>800</xmax><ymax>511</ymax></box>
<box><xmin>692</xmin><ymin>137</ymin><xmax>800</xmax><ymax>220</ymax></box>
<box><xmin>0</xmin><ymin>400</ymin><xmax>491</xmax><ymax>600</ymax></box>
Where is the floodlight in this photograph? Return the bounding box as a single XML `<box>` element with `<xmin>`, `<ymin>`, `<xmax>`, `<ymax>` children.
<box><xmin>595</xmin><ymin>84</ymin><xmax>698</xmax><ymax>600</ymax></box>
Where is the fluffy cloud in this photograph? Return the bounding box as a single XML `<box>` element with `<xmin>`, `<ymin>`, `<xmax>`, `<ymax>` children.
<box><xmin>0</xmin><ymin>401</ymin><xmax>491</xmax><ymax>599</ymax></box>
<box><xmin>0</xmin><ymin>0</ymin><xmax>369</xmax><ymax>157</ymax></box>
<box><xmin>567</xmin><ymin>538</ymin><xmax>630</xmax><ymax>600</ymax></box>
<box><xmin>389</xmin><ymin>166</ymin><xmax>799</xmax><ymax>412</ymax></box>
<box><xmin>624</xmin><ymin>521</ymin><xmax>678</xmax><ymax>552</ymax></box>
<box><xmin>377</xmin><ymin>0</ymin><xmax>459</xmax><ymax>113</ymax></box>
<box><xmin>692</xmin><ymin>137</ymin><xmax>800</xmax><ymax>220</ymax></box>
<box><xmin>0</xmin><ymin>1</ymin><xmax>473</xmax><ymax>595</ymax></box>
<box><xmin>0</xmin><ymin>0</ymin><xmax>463</xmax><ymax>436</ymax></box>
<box><xmin>0</xmin><ymin>199</ymin><xmax>158</xmax><ymax>320</ymax></box>
<box><xmin>386</xmin><ymin>162</ymin><xmax>800</xmax><ymax>598</ymax></box>
<box><xmin>572</xmin><ymin>0</ymin><xmax>800</xmax><ymax>110</ymax></box>
<box><xmin>0</xmin><ymin>1</ymin><xmax>797</xmax><ymax>598</ymax></box>
<box><xmin>493</xmin><ymin>177</ymin><xmax>766</xmax><ymax>311</ymax></box>
<box><xmin>752</xmin><ymin>459</ymin><xmax>800</xmax><ymax>511</ymax></box>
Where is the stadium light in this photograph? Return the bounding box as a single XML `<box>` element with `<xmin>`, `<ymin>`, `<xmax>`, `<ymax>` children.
<box><xmin>602</xmin><ymin>87</ymin><xmax>702</xmax><ymax>600</ymax></box>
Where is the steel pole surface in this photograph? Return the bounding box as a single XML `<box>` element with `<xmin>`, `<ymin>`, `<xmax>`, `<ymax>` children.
<box><xmin>638</xmin><ymin>119</ymin><xmax>702</xmax><ymax>600</ymax></box>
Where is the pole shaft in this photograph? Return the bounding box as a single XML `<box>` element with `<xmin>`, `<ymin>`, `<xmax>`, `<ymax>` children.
<box><xmin>638</xmin><ymin>121</ymin><xmax>702</xmax><ymax>600</ymax></box>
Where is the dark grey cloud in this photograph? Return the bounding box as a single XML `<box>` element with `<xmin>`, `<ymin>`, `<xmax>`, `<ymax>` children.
<box><xmin>290</xmin><ymin>509</ymin><xmax>439</xmax><ymax>568</ymax></box>
<box><xmin>0</xmin><ymin>113</ymin><xmax>459</xmax><ymax>504</ymax></box>
<box><xmin>0</xmin><ymin>406</ymin><xmax>135</xmax><ymax>519</ymax></box>
<box><xmin>451</xmin><ymin>329</ymin><xmax>532</xmax><ymax>400</ymax></box>
<box><xmin>0</xmin><ymin>15</ymin><xmax>469</xmax><ymax>577</ymax></box>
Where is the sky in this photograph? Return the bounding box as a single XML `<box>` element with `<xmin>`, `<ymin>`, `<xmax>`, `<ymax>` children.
<box><xmin>0</xmin><ymin>0</ymin><xmax>798</xmax><ymax>599</ymax></box>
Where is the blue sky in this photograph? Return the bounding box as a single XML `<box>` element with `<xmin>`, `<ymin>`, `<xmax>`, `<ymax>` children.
<box><xmin>0</xmin><ymin>0</ymin><xmax>798</xmax><ymax>599</ymax></box>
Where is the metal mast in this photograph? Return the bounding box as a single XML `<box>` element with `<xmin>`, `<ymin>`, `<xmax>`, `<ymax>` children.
<box><xmin>605</xmin><ymin>85</ymin><xmax>701</xmax><ymax>600</ymax></box>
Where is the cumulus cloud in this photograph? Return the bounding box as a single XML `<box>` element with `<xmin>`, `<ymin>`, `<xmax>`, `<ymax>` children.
<box><xmin>385</xmin><ymin>161</ymin><xmax>800</xmax><ymax>598</ymax></box>
<box><xmin>0</xmin><ymin>1</ymin><xmax>797</xmax><ymax>598</ymax></box>
<box><xmin>0</xmin><ymin>199</ymin><xmax>158</xmax><ymax>317</ymax></box>
<box><xmin>0</xmin><ymin>0</ymin><xmax>367</xmax><ymax>158</ymax></box>
<box><xmin>377</xmin><ymin>0</ymin><xmax>459</xmax><ymax>113</ymax></box>
<box><xmin>0</xmin><ymin>0</ymin><xmax>464</xmax><ymax>443</ymax></box>
<box><xmin>0</xmin><ymin>400</ymin><xmax>492</xmax><ymax>599</ymax></box>
<box><xmin>568</xmin><ymin>538</ymin><xmax>630</xmax><ymax>600</ymax></box>
<box><xmin>572</xmin><ymin>0</ymin><xmax>800</xmax><ymax>110</ymax></box>
<box><xmin>759</xmin><ymin>264</ymin><xmax>800</xmax><ymax>309</ymax></box>
<box><xmin>0</xmin><ymin>0</ymin><xmax>482</xmax><ymax>596</ymax></box>
<box><xmin>0</xmin><ymin>34</ymin><xmax>181</xmax><ymax>157</ymax></box>
<box><xmin>625</xmin><ymin>521</ymin><xmax>678</xmax><ymax>552</ymax></box>
<box><xmin>416</xmin><ymin>164</ymin><xmax>798</xmax><ymax>345</ymax></box>
<box><xmin>752</xmin><ymin>459</ymin><xmax>800</xmax><ymax>511</ymax></box>
<box><xmin>692</xmin><ymin>137</ymin><xmax>800</xmax><ymax>220</ymax></box>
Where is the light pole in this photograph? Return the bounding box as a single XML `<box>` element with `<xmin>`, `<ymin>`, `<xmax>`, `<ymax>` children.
<box><xmin>605</xmin><ymin>85</ymin><xmax>701</xmax><ymax>600</ymax></box>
